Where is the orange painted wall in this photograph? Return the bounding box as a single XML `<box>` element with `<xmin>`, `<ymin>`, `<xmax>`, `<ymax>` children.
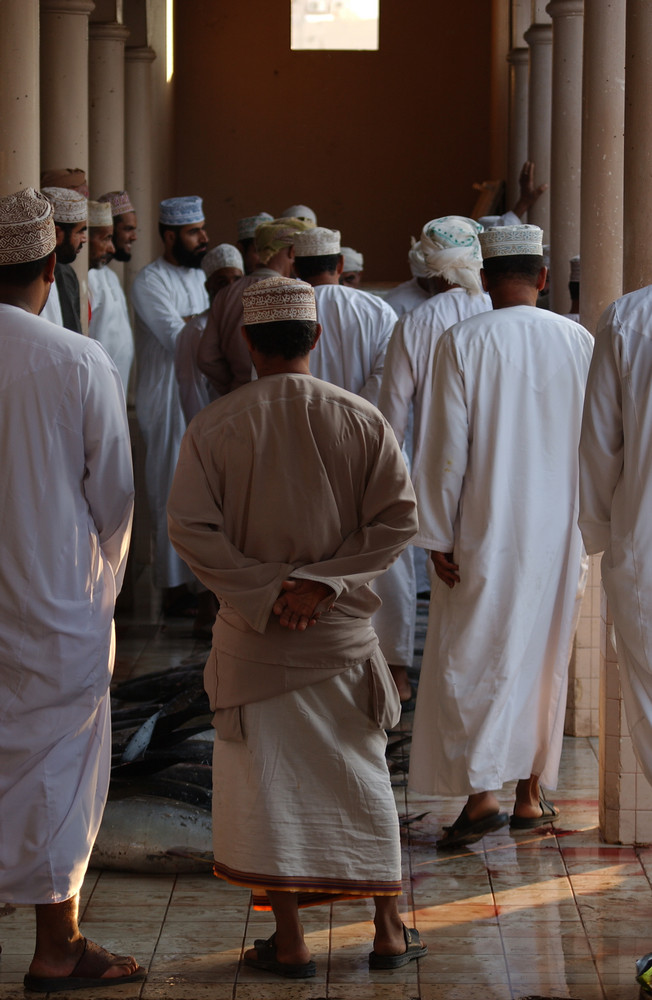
<box><xmin>173</xmin><ymin>2</ymin><xmax>494</xmax><ymax>281</ymax></box>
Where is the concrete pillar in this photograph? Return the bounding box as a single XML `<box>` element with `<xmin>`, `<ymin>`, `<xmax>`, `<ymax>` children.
<box><xmin>40</xmin><ymin>0</ymin><xmax>94</xmax><ymax>333</ymax></box>
<box><xmin>124</xmin><ymin>46</ymin><xmax>157</xmax><ymax>292</ymax></box>
<box><xmin>507</xmin><ymin>0</ymin><xmax>532</xmax><ymax>205</ymax></box>
<box><xmin>623</xmin><ymin>1</ymin><xmax>652</xmax><ymax>294</ymax></box>
<box><xmin>546</xmin><ymin>0</ymin><xmax>584</xmax><ymax>314</ymax></box>
<box><xmin>490</xmin><ymin>0</ymin><xmax>511</xmax><ymax>182</ymax></box>
<box><xmin>0</xmin><ymin>0</ymin><xmax>40</xmax><ymax>193</ymax></box>
<box><xmin>579</xmin><ymin>0</ymin><xmax>625</xmax><ymax>334</ymax></box>
<box><xmin>40</xmin><ymin>0</ymin><xmax>95</xmax><ymax>171</ymax></box>
<box><xmin>89</xmin><ymin>21</ymin><xmax>130</xmax><ymax>196</ymax></box>
<box><xmin>524</xmin><ymin>17</ymin><xmax>553</xmax><ymax>234</ymax></box>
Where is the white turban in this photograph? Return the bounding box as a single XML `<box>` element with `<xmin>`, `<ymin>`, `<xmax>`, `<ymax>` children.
<box><xmin>341</xmin><ymin>247</ymin><xmax>363</xmax><ymax>272</ymax></box>
<box><xmin>419</xmin><ymin>216</ymin><xmax>483</xmax><ymax>295</ymax></box>
<box><xmin>408</xmin><ymin>238</ymin><xmax>428</xmax><ymax>279</ymax></box>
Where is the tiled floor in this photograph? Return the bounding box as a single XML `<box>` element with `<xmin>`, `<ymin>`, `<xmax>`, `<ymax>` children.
<box><xmin>1</xmin><ymin>589</ymin><xmax>650</xmax><ymax>999</ymax></box>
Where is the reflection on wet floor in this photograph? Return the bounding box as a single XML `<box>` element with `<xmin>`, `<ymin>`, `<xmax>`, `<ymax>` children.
<box><xmin>2</xmin><ymin>592</ymin><xmax>649</xmax><ymax>999</ymax></box>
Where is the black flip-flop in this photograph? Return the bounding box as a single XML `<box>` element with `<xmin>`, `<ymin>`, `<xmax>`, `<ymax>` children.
<box><xmin>510</xmin><ymin>793</ymin><xmax>560</xmax><ymax>829</ymax></box>
<box><xmin>244</xmin><ymin>934</ymin><xmax>316</xmax><ymax>979</ymax></box>
<box><xmin>369</xmin><ymin>925</ymin><xmax>428</xmax><ymax>969</ymax></box>
<box><xmin>436</xmin><ymin>806</ymin><xmax>510</xmax><ymax>848</ymax></box>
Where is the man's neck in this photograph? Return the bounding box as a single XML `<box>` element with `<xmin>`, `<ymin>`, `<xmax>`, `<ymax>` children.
<box><xmin>253</xmin><ymin>356</ymin><xmax>311</xmax><ymax>378</ymax></box>
<box><xmin>488</xmin><ymin>287</ymin><xmax>539</xmax><ymax>310</ymax></box>
<box><xmin>308</xmin><ymin>273</ymin><xmax>339</xmax><ymax>287</ymax></box>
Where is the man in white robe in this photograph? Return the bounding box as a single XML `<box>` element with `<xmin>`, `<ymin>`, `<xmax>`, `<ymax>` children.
<box><xmin>236</xmin><ymin>211</ymin><xmax>273</xmax><ymax>273</ymax></box>
<box><xmin>168</xmin><ymin>276</ymin><xmax>425</xmax><ymax>977</ymax></box>
<box><xmin>409</xmin><ymin>225</ymin><xmax>593</xmax><ymax>847</ymax></box>
<box><xmin>197</xmin><ymin>217</ymin><xmax>312</xmax><ymax>396</ymax></box>
<box><xmin>379</xmin><ymin>216</ymin><xmax>492</xmax><ymax>479</ymax></box>
<box><xmin>130</xmin><ymin>196</ymin><xmax>209</xmax><ymax>609</ymax></box>
<box><xmin>293</xmin><ymin>227</ymin><xmax>416</xmax><ymax>702</ymax></box>
<box><xmin>579</xmin><ymin>286</ymin><xmax>652</xmax><ymax>783</ymax></box>
<box><xmin>40</xmin><ymin>185</ymin><xmax>87</xmax><ymax>334</ymax></box>
<box><xmin>384</xmin><ymin>238</ymin><xmax>436</xmax><ymax>318</ymax></box>
<box><xmin>87</xmin><ymin>200</ymin><xmax>134</xmax><ymax>394</ymax></box>
<box><xmin>174</xmin><ymin>243</ymin><xmax>244</xmax><ymax>423</ymax></box>
<box><xmin>0</xmin><ymin>189</ymin><xmax>141</xmax><ymax>989</ymax></box>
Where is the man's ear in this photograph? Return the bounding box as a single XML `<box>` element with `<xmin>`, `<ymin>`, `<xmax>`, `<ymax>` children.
<box><xmin>241</xmin><ymin>326</ymin><xmax>254</xmax><ymax>352</ymax></box>
<box><xmin>480</xmin><ymin>268</ymin><xmax>488</xmax><ymax>293</ymax></box>
<box><xmin>336</xmin><ymin>255</ymin><xmax>344</xmax><ymax>275</ymax></box>
<box><xmin>163</xmin><ymin>228</ymin><xmax>176</xmax><ymax>252</ymax></box>
<box><xmin>536</xmin><ymin>265</ymin><xmax>548</xmax><ymax>291</ymax></box>
<box><xmin>310</xmin><ymin>322</ymin><xmax>322</xmax><ymax>350</ymax></box>
<box><xmin>45</xmin><ymin>250</ymin><xmax>56</xmax><ymax>285</ymax></box>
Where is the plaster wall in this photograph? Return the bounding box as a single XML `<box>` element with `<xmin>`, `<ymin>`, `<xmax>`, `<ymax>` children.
<box><xmin>172</xmin><ymin>1</ymin><xmax>494</xmax><ymax>281</ymax></box>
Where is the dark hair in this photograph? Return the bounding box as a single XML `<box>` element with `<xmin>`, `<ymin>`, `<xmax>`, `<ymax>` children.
<box><xmin>244</xmin><ymin>319</ymin><xmax>317</xmax><ymax>359</ymax></box>
<box><xmin>569</xmin><ymin>280</ymin><xmax>579</xmax><ymax>300</ymax></box>
<box><xmin>158</xmin><ymin>222</ymin><xmax>181</xmax><ymax>241</ymax></box>
<box><xmin>238</xmin><ymin>237</ymin><xmax>254</xmax><ymax>251</ymax></box>
<box><xmin>57</xmin><ymin>220</ymin><xmax>81</xmax><ymax>237</ymax></box>
<box><xmin>482</xmin><ymin>254</ymin><xmax>544</xmax><ymax>285</ymax></box>
<box><xmin>0</xmin><ymin>252</ymin><xmax>52</xmax><ymax>287</ymax></box>
<box><xmin>294</xmin><ymin>254</ymin><xmax>341</xmax><ymax>280</ymax></box>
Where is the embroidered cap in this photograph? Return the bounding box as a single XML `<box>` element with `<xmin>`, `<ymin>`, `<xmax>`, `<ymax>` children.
<box><xmin>41</xmin><ymin>187</ymin><xmax>87</xmax><ymax>224</ymax></box>
<box><xmin>569</xmin><ymin>255</ymin><xmax>580</xmax><ymax>282</ymax></box>
<box><xmin>293</xmin><ymin>227</ymin><xmax>341</xmax><ymax>257</ymax></box>
<box><xmin>237</xmin><ymin>212</ymin><xmax>273</xmax><ymax>241</ymax></box>
<box><xmin>98</xmin><ymin>190</ymin><xmax>135</xmax><ymax>216</ymax></box>
<box><xmin>87</xmin><ymin>200</ymin><xmax>113</xmax><ymax>227</ymax></box>
<box><xmin>479</xmin><ymin>224</ymin><xmax>544</xmax><ymax>259</ymax></box>
<box><xmin>202</xmin><ymin>244</ymin><xmax>244</xmax><ymax>277</ymax></box>
<box><xmin>280</xmin><ymin>204</ymin><xmax>317</xmax><ymax>225</ymax></box>
<box><xmin>0</xmin><ymin>188</ymin><xmax>56</xmax><ymax>265</ymax></box>
<box><xmin>242</xmin><ymin>276</ymin><xmax>316</xmax><ymax>325</ymax></box>
<box><xmin>159</xmin><ymin>196</ymin><xmax>204</xmax><ymax>227</ymax></box>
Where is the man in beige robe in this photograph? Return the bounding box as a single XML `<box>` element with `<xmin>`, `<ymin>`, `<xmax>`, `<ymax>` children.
<box><xmin>168</xmin><ymin>276</ymin><xmax>425</xmax><ymax>978</ymax></box>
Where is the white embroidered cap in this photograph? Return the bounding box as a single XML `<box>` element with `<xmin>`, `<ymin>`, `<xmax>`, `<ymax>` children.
<box><xmin>159</xmin><ymin>196</ymin><xmax>204</xmax><ymax>226</ymax></box>
<box><xmin>293</xmin><ymin>227</ymin><xmax>341</xmax><ymax>257</ymax></box>
<box><xmin>341</xmin><ymin>247</ymin><xmax>363</xmax><ymax>272</ymax></box>
<box><xmin>242</xmin><ymin>276</ymin><xmax>316</xmax><ymax>325</ymax></box>
<box><xmin>202</xmin><ymin>243</ymin><xmax>244</xmax><ymax>277</ymax></box>
<box><xmin>0</xmin><ymin>188</ymin><xmax>56</xmax><ymax>265</ymax></box>
<box><xmin>280</xmin><ymin>204</ymin><xmax>317</xmax><ymax>225</ymax></box>
<box><xmin>41</xmin><ymin>186</ymin><xmax>87</xmax><ymax>224</ymax></box>
<box><xmin>479</xmin><ymin>224</ymin><xmax>544</xmax><ymax>259</ymax></box>
<box><xmin>237</xmin><ymin>212</ymin><xmax>273</xmax><ymax>240</ymax></box>
<box><xmin>87</xmin><ymin>200</ymin><xmax>113</xmax><ymax>227</ymax></box>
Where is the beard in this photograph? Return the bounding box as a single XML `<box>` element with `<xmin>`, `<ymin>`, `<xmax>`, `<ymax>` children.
<box><xmin>172</xmin><ymin>233</ymin><xmax>208</xmax><ymax>269</ymax></box>
<box><xmin>113</xmin><ymin>245</ymin><xmax>132</xmax><ymax>263</ymax></box>
<box><xmin>56</xmin><ymin>233</ymin><xmax>77</xmax><ymax>264</ymax></box>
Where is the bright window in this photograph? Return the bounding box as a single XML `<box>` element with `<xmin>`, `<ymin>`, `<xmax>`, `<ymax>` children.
<box><xmin>291</xmin><ymin>0</ymin><xmax>379</xmax><ymax>51</ymax></box>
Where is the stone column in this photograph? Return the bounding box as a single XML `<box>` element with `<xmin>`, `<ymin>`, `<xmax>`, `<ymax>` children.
<box><xmin>546</xmin><ymin>0</ymin><xmax>584</xmax><ymax>314</ymax></box>
<box><xmin>524</xmin><ymin>17</ymin><xmax>553</xmax><ymax>234</ymax></box>
<box><xmin>0</xmin><ymin>0</ymin><xmax>40</xmax><ymax>193</ymax></box>
<box><xmin>124</xmin><ymin>46</ymin><xmax>157</xmax><ymax>293</ymax></box>
<box><xmin>40</xmin><ymin>0</ymin><xmax>94</xmax><ymax>333</ymax></box>
<box><xmin>490</xmin><ymin>0</ymin><xmax>511</xmax><ymax>182</ymax></box>
<box><xmin>40</xmin><ymin>0</ymin><xmax>95</xmax><ymax>171</ymax></box>
<box><xmin>89</xmin><ymin>21</ymin><xmax>130</xmax><ymax>196</ymax></box>
<box><xmin>507</xmin><ymin>0</ymin><xmax>532</xmax><ymax>207</ymax></box>
<box><xmin>579</xmin><ymin>0</ymin><xmax>625</xmax><ymax>333</ymax></box>
<box><xmin>623</xmin><ymin>1</ymin><xmax>652</xmax><ymax>294</ymax></box>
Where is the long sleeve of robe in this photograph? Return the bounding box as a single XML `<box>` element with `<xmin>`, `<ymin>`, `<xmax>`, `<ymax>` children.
<box><xmin>167</xmin><ymin>373</ymin><xmax>418</xmax><ymax>708</ymax></box>
<box><xmin>0</xmin><ymin>306</ymin><xmax>134</xmax><ymax>904</ymax></box>
<box><xmin>88</xmin><ymin>266</ymin><xmax>134</xmax><ymax>394</ymax></box>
